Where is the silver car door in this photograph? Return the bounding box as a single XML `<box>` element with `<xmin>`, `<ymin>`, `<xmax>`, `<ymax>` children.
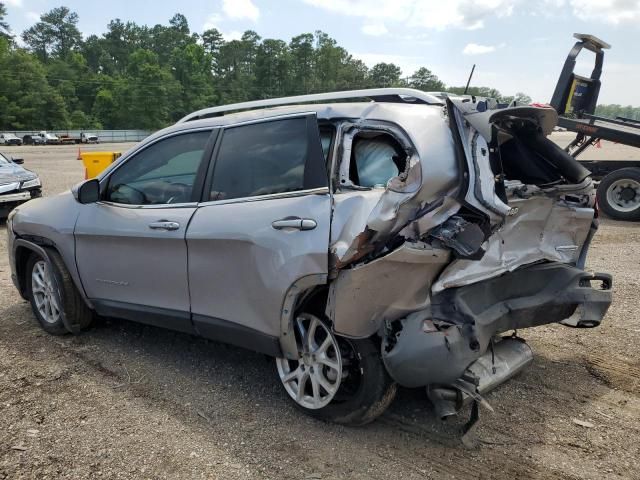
<box><xmin>186</xmin><ymin>114</ymin><xmax>331</xmax><ymax>354</ymax></box>
<box><xmin>74</xmin><ymin>128</ymin><xmax>216</xmax><ymax>332</ymax></box>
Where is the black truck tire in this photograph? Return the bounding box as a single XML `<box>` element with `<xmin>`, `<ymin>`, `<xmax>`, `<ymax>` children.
<box><xmin>597</xmin><ymin>167</ymin><xmax>640</xmax><ymax>221</ymax></box>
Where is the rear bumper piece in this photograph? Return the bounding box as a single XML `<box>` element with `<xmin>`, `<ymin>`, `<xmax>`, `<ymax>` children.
<box><xmin>382</xmin><ymin>262</ymin><xmax>612</xmax><ymax>388</ymax></box>
<box><xmin>427</xmin><ymin>337</ymin><xmax>533</xmax><ymax>418</ymax></box>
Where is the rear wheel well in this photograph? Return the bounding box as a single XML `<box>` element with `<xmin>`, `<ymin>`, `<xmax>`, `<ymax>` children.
<box><xmin>296</xmin><ymin>285</ymin><xmax>329</xmax><ymax>318</ymax></box>
<box><xmin>296</xmin><ymin>284</ymin><xmax>382</xmax><ymax>347</ymax></box>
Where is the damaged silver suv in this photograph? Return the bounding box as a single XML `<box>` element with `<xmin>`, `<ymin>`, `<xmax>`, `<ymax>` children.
<box><xmin>7</xmin><ymin>89</ymin><xmax>612</xmax><ymax>426</ymax></box>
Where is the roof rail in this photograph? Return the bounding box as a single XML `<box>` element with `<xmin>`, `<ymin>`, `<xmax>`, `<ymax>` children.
<box><xmin>177</xmin><ymin>88</ymin><xmax>443</xmax><ymax>123</ymax></box>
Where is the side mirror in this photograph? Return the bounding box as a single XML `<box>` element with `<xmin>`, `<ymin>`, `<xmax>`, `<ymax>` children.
<box><xmin>11</xmin><ymin>157</ymin><xmax>24</xmax><ymax>165</ymax></box>
<box><xmin>75</xmin><ymin>178</ymin><xmax>100</xmax><ymax>204</ymax></box>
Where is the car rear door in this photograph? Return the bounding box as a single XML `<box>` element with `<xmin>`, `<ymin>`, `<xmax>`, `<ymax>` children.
<box><xmin>74</xmin><ymin>128</ymin><xmax>217</xmax><ymax>332</ymax></box>
<box><xmin>186</xmin><ymin>114</ymin><xmax>331</xmax><ymax>352</ymax></box>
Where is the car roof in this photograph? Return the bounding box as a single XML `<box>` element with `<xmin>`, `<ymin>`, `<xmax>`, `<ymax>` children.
<box><xmin>152</xmin><ymin>101</ymin><xmax>444</xmax><ymax>138</ymax></box>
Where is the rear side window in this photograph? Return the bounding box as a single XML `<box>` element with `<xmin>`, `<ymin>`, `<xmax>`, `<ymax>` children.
<box><xmin>210</xmin><ymin>117</ymin><xmax>326</xmax><ymax>201</ymax></box>
<box><xmin>350</xmin><ymin>133</ymin><xmax>406</xmax><ymax>188</ymax></box>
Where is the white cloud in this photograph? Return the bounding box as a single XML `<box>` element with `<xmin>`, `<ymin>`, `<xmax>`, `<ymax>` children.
<box><xmin>203</xmin><ymin>13</ymin><xmax>223</xmax><ymax>31</ymax></box>
<box><xmin>4</xmin><ymin>0</ymin><xmax>23</xmax><ymax>7</ymax></box>
<box><xmin>25</xmin><ymin>11</ymin><xmax>40</xmax><ymax>22</ymax></box>
<box><xmin>202</xmin><ymin>13</ymin><xmax>245</xmax><ymax>41</ymax></box>
<box><xmin>361</xmin><ymin>22</ymin><xmax>388</xmax><ymax>36</ymax></box>
<box><xmin>303</xmin><ymin>0</ymin><xmax>517</xmax><ymax>30</ymax></box>
<box><xmin>223</xmin><ymin>30</ymin><xmax>244</xmax><ymax>41</ymax></box>
<box><xmin>222</xmin><ymin>0</ymin><xmax>260</xmax><ymax>22</ymax></box>
<box><xmin>463</xmin><ymin>42</ymin><xmax>501</xmax><ymax>55</ymax></box>
<box><xmin>570</xmin><ymin>0</ymin><xmax>640</xmax><ymax>24</ymax></box>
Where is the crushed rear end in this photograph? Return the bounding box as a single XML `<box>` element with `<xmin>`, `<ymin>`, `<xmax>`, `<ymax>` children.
<box><xmin>326</xmin><ymin>97</ymin><xmax>612</xmax><ymax>421</ymax></box>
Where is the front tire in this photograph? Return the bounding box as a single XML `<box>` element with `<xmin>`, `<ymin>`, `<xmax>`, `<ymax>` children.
<box><xmin>26</xmin><ymin>250</ymin><xmax>93</xmax><ymax>335</ymax></box>
<box><xmin>276</xmin><ymin>313</ymin><xmax>396</xmax><ymax>426</ymax></box>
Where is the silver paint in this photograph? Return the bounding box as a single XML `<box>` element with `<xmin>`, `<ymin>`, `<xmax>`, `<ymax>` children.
<box><xmin>326</xmin><ymin>242</ymin><xmax>450</xmax><ymax>338</ymax></box>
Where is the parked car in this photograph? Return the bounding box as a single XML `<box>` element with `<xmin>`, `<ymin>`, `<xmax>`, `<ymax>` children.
<box><xmin>39</xmin><ymin>131</ymin><xmax>60</xmax><ymax>145</ymax></box>
<box><xmin>81</xmin><ymin>132</ymin><xmax>99</xmax><ymax>144</ymax></box>
<box><xmin>0</xmin><ymin>133</ymin><xmax>23</xmax><ymax>146</ymax></box>
<box><xmin>22</xmin><ymin>134</ymin><xmax>45</xmax><ymax>146</ymax></box>
<box><xmin>22</xmin><ymin>132</ymin><xmax>59</xmax><ymax>145</ymax></box>
<box><xmin>0</xmin><ymin>152</ymin><xmax>41</xmax><ymax>217</ymax></box>
<box><xmin>6</xmin><ymin>89</ymin><xmax>612</xmax><ymax>427</ymax></box>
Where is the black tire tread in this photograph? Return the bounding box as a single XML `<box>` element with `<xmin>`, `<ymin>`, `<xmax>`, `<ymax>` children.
<box><xmin>597</xmin><ymin>167</ymin><xmax>640</xmax><ymax>221</ymax></box>
<box><xmin>26</xmin><ymin>249</ymin><xmax>93</xmax><ymax>335</ymax></box>
<box><xmin>286</xmin><ymin>334</ymin><xmax>397</xmax><ymax>426</ymax></box>
<box><xmin>45</xmin><ymin>248</ymin><xmax>93</xmax><ymax>333</ymax></box>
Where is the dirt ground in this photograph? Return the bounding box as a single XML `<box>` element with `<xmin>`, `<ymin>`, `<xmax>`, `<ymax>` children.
<box><xmin>0</xmin><ymin>142</ymin><xmax>639</xmax><ymax>479</ymax></box>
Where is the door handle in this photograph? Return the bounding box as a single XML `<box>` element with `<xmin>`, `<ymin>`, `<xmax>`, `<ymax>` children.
<box><xmin>148</xmin><ymin>221</ymin><xmax>180</xmax><ymax>231</ymax></box>
<box><xmin>271</xmin><ymin>218</ymin><xmax>317</xmax><ymax>231</ymax></box>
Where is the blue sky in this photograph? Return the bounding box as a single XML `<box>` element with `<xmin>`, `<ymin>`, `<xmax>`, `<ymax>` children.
<box><xmin>4</xmin><ymin>0</ymin><xmax>640</xmax><ymax>105</ymax></box>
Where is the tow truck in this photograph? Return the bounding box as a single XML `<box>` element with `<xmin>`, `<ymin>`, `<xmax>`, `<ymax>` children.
<box><xmin>550</xmin><ymin>33</ymin><xmax>640</xmax><ymax>221</ymax></box>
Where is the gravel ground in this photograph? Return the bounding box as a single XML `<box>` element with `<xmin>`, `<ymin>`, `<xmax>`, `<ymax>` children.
<box><xmin>0</xmin><ymin>142</ymin><xmax>639</xmax><ymax>479</ymax></box>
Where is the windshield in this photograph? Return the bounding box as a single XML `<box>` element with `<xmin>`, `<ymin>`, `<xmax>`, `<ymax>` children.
<box><xmin>3</xmin><ymin>134</ymin><xmax>17</xmax><ymax>139</ymax></box>
<box><xmin>0</xmin><ymin>152</ymin><xmax>10</xmax><ymax>164</ymax></box>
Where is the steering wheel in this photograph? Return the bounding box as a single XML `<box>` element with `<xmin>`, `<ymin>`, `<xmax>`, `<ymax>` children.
<box><xmin>165</xmin><ymin>183</ymin><xmax>191</xmax><ymax>204</ymax></box>
<box><xmin>111</xmin><ymin>184</ymin><xmax>149</xmax><ymax>204</ymax></box>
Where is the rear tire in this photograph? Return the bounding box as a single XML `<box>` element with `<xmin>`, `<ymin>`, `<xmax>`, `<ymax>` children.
<box><xmin>26</xmin><ymin>249</ymin><xmax>93</xmax><ymax>335</ymax></box>
<box><xmin>597</xmin><ymin>168</ymin><xmax>640</xmax><ymax>221</ymax></box>
<box><xmin>276</xmin><ymin>313</ymin><xmax>396</xmax><ymax>426</ymax></box>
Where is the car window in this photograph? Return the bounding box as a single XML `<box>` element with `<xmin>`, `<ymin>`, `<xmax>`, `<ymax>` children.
<box><xmin>105</xmin><ymin>130</ymin><xmax>211</xmax><ymax>205</ymax></box>
<box><xmin>319</xmin><ymin>127</ymin><xmax>333</xmax><ymax>162</ymax></box>
<box><xmin>349</xmin><ymin>134</ymin><xmax>406</xmax><ymax>188</ymax></box>
<box><xmin>210</xmin><ymin>117</ymin><xmax>326</xmax><ymax>201</ymax></box>
<box><xmin>0</xmin><ymin>153</ymin><xmax>9</xmax><ymax>164</ymax></box>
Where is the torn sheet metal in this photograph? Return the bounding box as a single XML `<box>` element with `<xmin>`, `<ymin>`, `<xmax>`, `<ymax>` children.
<box><xmin>451</xmin><ymin>102</ymin><xmax>511</xmax><ymax>223</ymax></box>
<box><xmin>384</xmin><ymin>261</ymin><xmax>612</xmax><ymax>389</ymax></box>
<box><xmin>329</xmin><ymin>106</ymin><xmax>460</xmax><ymax>268</ymax></box>
<box><xmin>433</xmin><ymin>193</ymin><xmax>594</xmax><ymax>292</ymax></box>
<box><xmin>326</xmin><ymin>242</ymin><xmax>450</xmax><ymax>338</ymax></box>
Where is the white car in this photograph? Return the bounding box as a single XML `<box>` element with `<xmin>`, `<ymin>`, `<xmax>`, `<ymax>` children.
<box><xmin>0</xmin><ymin>133</ymin><xmax>22</xmax><ymax>146</ymax></box>
<box><xmin>81</xmin><ymin>132</ymin><xmax>99</xmax><ymax>144</ymax></box>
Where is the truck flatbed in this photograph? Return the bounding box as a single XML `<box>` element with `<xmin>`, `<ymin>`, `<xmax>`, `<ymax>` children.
<box><xmin>558</xmin><ymin>116</ymin><xmax>640</xmax><ymax>150</ymax></box>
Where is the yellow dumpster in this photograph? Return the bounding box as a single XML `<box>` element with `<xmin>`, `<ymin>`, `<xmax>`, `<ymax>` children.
<box><xmin>78</xmin><ymin>150</ymin><xmax>122</xmax><ymax>179</ymax></box>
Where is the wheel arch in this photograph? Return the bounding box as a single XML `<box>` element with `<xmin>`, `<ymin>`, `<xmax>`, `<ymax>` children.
<box><xmin>14</xmin><ymin>238</ymin><xmax>54</xmax><ymax>299</ymax></box>
<box><xmin>279</xmin><ymin>274</ymin><xmax>329</xmax><ymax>359</ymax></box>
<box><xmin>13</xmin><ymin>238</ymin><xmax>93</xmax><ymax>309</ymax></box>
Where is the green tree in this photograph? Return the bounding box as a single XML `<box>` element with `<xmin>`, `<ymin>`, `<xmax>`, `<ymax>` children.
<box><xmin>255</xmin><ymin>39</ymin><xmax>291</xmax><ymax>98</ymax></box>
<box><xmin>2</xmin><ymin>10</ymin><xmax>541</xmax><ymax>130</ymax></box>
<box><xmin>369</xmin><ymin>63</ymin><xmax>403</xmax><ymax>87</ymax></box>
<box><xmin>0</xmin><ymin>38</ymin><xmax>69</xmax><ymax>129</ymax></box>
<box><xmin>0</xmin><ymin>3</ymin><xmax>11</xmax><ymax>40</ymax></box>
<box><xmin>170</xmin><ymin>43</ymin><xmax>216</xmax><ymax>118</ymax></box>
<box><xmin>289</xmin><ymin>33</ymin><xmax>315</xmax><ymax>94</ymax></box>
<box><xmin>22</xmin><ymin>7</ymin><xmax>82</xmax><ymax>62</ymax></box>
<box><xmin>409</xmin><ymin>67</ymin><xmax>445</xmax><ymax>91</ymax></box>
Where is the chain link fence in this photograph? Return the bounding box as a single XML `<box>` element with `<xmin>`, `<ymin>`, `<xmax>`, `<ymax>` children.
<box><xmin>5</xmin><ymin>130</ymin><xmax>152</xmax><ymax>143</ymax></box>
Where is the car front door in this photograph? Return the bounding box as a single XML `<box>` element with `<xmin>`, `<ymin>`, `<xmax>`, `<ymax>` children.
<box><xmin>74</xmin><ymin>128</ymin><xmax>216</xmax><ymax>332</ymax></box>
<box><xmin>186</xmin><ymin>114</ymin><xmax>331</xmax><ymax>353</ymax></box>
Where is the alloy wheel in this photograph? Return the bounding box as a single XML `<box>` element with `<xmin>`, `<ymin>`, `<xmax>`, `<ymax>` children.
<box><xmin>31</xmin><ymin>260</ymin><xmax>61</xmax><ymax>324</ymax></box>
<box><xmin>276</xmin><ymin>314</ymin><xmax>343</xmax><ymax>410</ymax></box>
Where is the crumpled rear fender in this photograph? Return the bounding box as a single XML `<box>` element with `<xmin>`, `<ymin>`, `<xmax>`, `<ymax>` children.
<box><xmin>382</xmin><ymin>262</ymin><xmax>612</xmax><ymax>388</ymax></box>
